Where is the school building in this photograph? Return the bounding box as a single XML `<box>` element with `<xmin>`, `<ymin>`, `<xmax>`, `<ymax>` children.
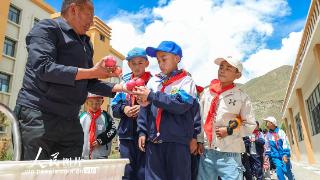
<box><xmin>282</xmin><ymin>0</ymin><xmax>320</xmax><ymax>165</ymax></box>
<box><xmin>0</xmin><ymin>0</ymin><xmax>124</xmax><ymax>133</ymax></box>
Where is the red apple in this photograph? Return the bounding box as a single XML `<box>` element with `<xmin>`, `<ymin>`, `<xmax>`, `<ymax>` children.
<box><xmin>135</xmin><ymin>78</ymin><xmax>145</xmax><ymax>87</ymax></box>
<box><xmin>126</xmin><ymin>79</ymin><xmax>137</xmax><ymax>91</ymax></box>
<box><xmin>104</xmin><ymin>56</ymin><xmax>117</xmax><ymax>67</ymax></box>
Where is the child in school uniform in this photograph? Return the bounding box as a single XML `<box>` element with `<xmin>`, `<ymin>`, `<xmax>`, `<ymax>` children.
<box><xmin>80</xmin><ymin>93</ymin><xmax>117</xmax><ymax>159</ymax></box>
<box><xmin>197</xmin><ymin>56</ymin><xmax>256</xmax><ymax>180</ymax></box>
<box><xmin>112</xmin><ymin>47</ymin><xmax>151</xmax><ymax>180</ymax></box>
<box><xmin>135</xmin><ymin>41</ymin><xmax>200</xmax><ymax>180</ymax></box>
<box><xmin>263</xmin><ymin>116</ymin><xmax>294</xmax><ymax>180</ymax></box>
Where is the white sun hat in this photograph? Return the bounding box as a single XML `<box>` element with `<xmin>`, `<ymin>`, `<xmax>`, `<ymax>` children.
<box><xmin>214</xmin><ymin>56</ymin><xmax>243</xmax><ymax>73</ymax></box>
<box><xmin>263</xmin><ymin>116</ymin><xmax>277</xmax><ymax>126</ymax></box>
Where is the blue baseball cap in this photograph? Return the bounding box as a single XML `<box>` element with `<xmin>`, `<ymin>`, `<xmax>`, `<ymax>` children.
<box><xmin>126</xmin><ymin>47</ymin><xmax>148</xmax><ymax>61</ymax></box>
<box><xmin>146</xmin><ymin>41</ymin><xmax>183</xmax><ymax>58</ymax></box>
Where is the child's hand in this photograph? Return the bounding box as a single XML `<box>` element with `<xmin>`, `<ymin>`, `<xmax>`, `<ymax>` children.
<box><xmin>137</xmin><ymin>99</ymin><xmax>150</xmax><ymax>107</ymax></box>
<box><xmin>92</xmin><ymin>140</ymin><xmax>100</xmax><ymax>149</ymax></box>
<box><xmin>250</xmin><ymin>136</ymin><xmax>256</xmax><ymax>142</ymax></box>
<box><xmin>124</xmin><ymin>106</ymin><xmax>132</xmax><ymax>117</ymax></box>
<box><xmin>134</xmin><ymin>86</ymin><xmax>151</xmax><ymax>102</ymax></box>
<box><xmin>189</xmin><ymin>138</ymin><xmax>198</xmax><ymax>154</ymax></box>
<box><xmin>197</xmin><ymin>143</ymin><xmax>204</xmax><ymax>155</ymax></box>
<box><xmin>131</xmin><ymin>105</ymin><xmax>140</xmax><ymax>117</ymax></box>
<box><xmin>138</xmin><ymin>136</ymin><xmax>146</xmax><ymax>152</ymax></box>
<box><xmin>124</xmin><ymin>106</ymin><xmax>135</xmax><ymax>117</ymax></box>
<box><xmin>215</xmin><ymin>127</ymin><xmax>228</xmax><ymax>139</ymax></box>
<box><xmin>283</xmin><ymin>155</ymin><xmax>288</xmax><ymax>163</ymax></box>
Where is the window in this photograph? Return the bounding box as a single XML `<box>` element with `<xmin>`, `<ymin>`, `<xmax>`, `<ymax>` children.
<box><xmin>3</xmin><ymin>37</ymin><xmax>16</xmax><ymax>57</ymax></box>
<box><xmin>0</xmin><ymin>73</ymin><xmax>10</xmax><ymax>93</ymax></box>
<box><xmin>0</xmin><ymin>126</ymin><xmax>5</xmax><ymax>133</ymax></box>
<box><xmin>8</xmin><ymin>5</ymin><xmax>21</xmax><ymax>24</ymax></box>
<box><xmin>100</xmin><ymin>34</ymin><xmax>105</xmax><ymax>42</ymax></box>
<box><xmin>289</xmin><ymin>124</ymin><xmax>294</xmax><ymax>144</ymax></box>
<box><xmin>295</xmin><ymin>113</ymin><xmax>304</xmax><ymax>142</ymax></box>
<box><xmin>307</xmin><ymin>83</ymin><xmax>320</xmax><ymax>135</ymax></box>
<box><xmin>33</xmin><ymin>18</ymin><xmax>40</xmax><ymax>26</ymax></box>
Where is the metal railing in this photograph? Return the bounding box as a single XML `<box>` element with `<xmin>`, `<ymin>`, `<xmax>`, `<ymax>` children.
<box><xmin>0</xmin><ymin>103</ymin><xmax>21</xmax><ymax>161</ymax></box>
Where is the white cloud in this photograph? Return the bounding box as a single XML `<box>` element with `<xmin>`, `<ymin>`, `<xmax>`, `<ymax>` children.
<box><xmin>158</xmin><ymin>0</ymin><xmax>168</xmax><ymax>6</ymax></box>
<box><xmin>106</xmin><ymin>0</ymin><xmax>301</xmax><ymax>86</ymax></box>
<box><xmin>242</xmin><ymin>31</ymin><xmax>302</xmax><ymax>82</ymax></box>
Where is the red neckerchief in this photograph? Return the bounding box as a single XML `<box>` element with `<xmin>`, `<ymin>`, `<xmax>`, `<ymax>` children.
<box><xmin>196</xmin><ymin>85</ymin><xmax>204</xmax><ymax>95</ymax></box>
<box><xmin>253</xmin><ymin>129</ymin><xmax>259</xmax><ymax>138</ymax></box>
<box><xmin>127</xmin><ymin>72</ymin><xmax>152</xmax><ymax>106</ymax></box>
<box><xmin>88</xmin><ymin>108</ymin><xmax>102</xmax><ymax>159</ymax></box>
<box><xmin>252</xmin><ymin>129</ymin><xmax>259</xmax><ymax>138</ymax></box>
<box><xmin>155</xmin><ymin>70</ymin><xmax>187</xmax><ymax>137</ymax></box>
<box><xmin>204</xmin><ymin>79</ymin><xmax>235</xmax><ymax>145</ymax></box>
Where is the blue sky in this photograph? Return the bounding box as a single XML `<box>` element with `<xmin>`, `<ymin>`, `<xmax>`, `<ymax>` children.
<box><xmin>44</xmin><ymin>0</ymin><xmax>312</xmax><ymax>85</ymax></box>
<box><xmin>45</xmin><ymin>0</ymin><xmax>310</xmax><ymax>50</ymax></box>
<box><xmin>266</xmin><ymin>0</ymin><xmax>311</xmax><ymax>49</ymax></box>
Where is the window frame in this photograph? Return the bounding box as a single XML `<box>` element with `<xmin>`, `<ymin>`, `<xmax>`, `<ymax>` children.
<box><xmin>307</xmin><ymin>83</ymin><xmax>320</xmax><ymax>135</ymax></box>
<box><xmin>0</xmin><ymin>72</ymin><xmax>10</xmax><ymax>93</ymax></box>
<box><xmin>99</xmin><ymin>34</ymin><xmax>105</xmax><ymax>42</ymax></box>
<box><xmin>33</xmin><ymin>17</ymin><xmax>40</xmax><ymax>26</ymax></box>
<box><xmin>8</xmin><ymin>4</ymin><xmax>21</xmax><ymax>24</ymax></box>
<box><xmin>3</xmin><ymin>37</ymin><xmax>16</xmax><ymax>57</ymax></box>
<box><xmin>295</xmin><ymin>113</ymin><xmax>304</xmax><ymax>142</ymax></box>
<box><xmin>0</xmin><ymin>126</ymin><xmax>6</xmax><ymax>134</ymax></box>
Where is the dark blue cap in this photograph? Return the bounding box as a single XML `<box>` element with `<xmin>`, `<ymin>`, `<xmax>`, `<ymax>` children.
<box><xmin>126</xmin><ymin>47</ymin><xmax>148</xmax><ymax>61</ymax></box>
<box><xmin>146</xmin><ymin>41</ymin><xmax>182</xmax><ymax>58</ymax></box>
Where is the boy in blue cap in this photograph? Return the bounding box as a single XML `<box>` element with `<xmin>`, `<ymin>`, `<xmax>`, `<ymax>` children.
<box><xmin>134</xmin><ymin>41</ymin><xmax>200</xmax><ymax>180</ymax></box>
<box><xmin>111</xmin><ymin>47</ymin><xmax>151</xmax><ymax>180</ymax></box>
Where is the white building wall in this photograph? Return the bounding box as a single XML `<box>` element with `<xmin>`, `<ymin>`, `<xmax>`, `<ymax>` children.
<box><xmin>0</xmin><ymin>0</ymin><xmax>53</xmax><ymax>109</ymax></box>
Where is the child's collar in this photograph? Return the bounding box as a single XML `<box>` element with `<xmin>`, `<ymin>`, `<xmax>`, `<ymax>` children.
<box><xmin>156</xmin><ymin>69</ymin><xmax>182</xmax><ymax>82</ymax></box>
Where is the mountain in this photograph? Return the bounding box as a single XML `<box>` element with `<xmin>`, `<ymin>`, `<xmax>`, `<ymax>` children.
<box><xmin>240</xmin><ymin>65</ymin><xmax>293</xmax><ymax>127</ymax></box>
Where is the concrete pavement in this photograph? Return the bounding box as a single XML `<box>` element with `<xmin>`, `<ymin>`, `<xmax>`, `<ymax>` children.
<box><xmin>290</xmin><ymin>161</ymin><xmax>320</xmax><ymax>180</ymax></box>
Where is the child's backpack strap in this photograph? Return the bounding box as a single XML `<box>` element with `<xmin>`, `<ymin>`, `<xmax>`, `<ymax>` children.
<box><xmin>102</xmin><ymin>110</ymin><xmax>112</xmax><ymax>128</ymax></box>
<box><xmin>79</xmin><ymin>111</ymin><xmax>88</xmax><ymax>119</ymax></box>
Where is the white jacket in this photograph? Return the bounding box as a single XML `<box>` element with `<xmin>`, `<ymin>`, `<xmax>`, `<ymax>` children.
<box><xmin>197</xmin><ymin>86</ymin><xmax>256</xmax><ymax>153</ymax></box>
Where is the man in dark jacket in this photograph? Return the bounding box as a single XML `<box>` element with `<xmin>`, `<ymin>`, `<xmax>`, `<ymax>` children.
<box><xmin>14</xmin><ymin>0</ymin><xmax>125</xmax><ymax>160</ymax></box>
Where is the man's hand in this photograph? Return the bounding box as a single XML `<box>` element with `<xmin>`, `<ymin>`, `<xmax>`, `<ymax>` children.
<box><xmin>190</xmin><ymin>138</ymin><xmax>198</xmax><ymax>154</ymax></box>
<box><xmin>215</xmin><ymin>127</ymin><xmax>228</xmax><ymax>139</ymax></box>
<box><xmin>138</xmin><ymin>136</ymin><xmax>146</xmax><ymax>152</ymax></box>
<box><xmin>197</xmin><ymin>143</ymin><xmax>204</xmax><ymax>155</ymax></box>
<box><xmin>92</xmin><ymin>60</ymin><xmax>118</xmax><ymax>78</ymax></box>
<box><xmin>76</xmin><ymin>60</ymin><xmax>123</xmax><ymax>80</ymax></box>
<box><xmin>112</xmin><ymin>83</ymin><xmax>133</xmax><ymax>94</ymax></box>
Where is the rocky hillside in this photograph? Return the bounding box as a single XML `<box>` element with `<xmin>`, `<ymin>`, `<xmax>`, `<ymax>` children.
<box><xmin>240</xmin><ymin>65</ymin><xmax>293</xmax><ymax>127</ymax></box>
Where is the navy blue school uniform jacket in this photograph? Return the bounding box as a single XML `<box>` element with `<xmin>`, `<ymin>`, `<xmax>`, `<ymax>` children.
<box><xmin>137</xmin><ymin>71</ymin><xmax>201</xmax><ymax>145</ymax></box>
